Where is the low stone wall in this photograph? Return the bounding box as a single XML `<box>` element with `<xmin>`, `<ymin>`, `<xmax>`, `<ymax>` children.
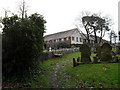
<box><xmin>40</xmin><ymin>48</ymin><xmax>79</xmax><ymax>60</ymax></box>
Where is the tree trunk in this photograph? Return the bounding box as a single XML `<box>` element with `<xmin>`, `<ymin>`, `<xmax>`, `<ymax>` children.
<box><xmin>93</xmin><ymin>28</ymin><xmax>98</xmax><ymax>43</ymax></box>
<box><xmin>99</xmin><ymin>28</ymin><xmax>103</xmax><ymax>44</ymax></box>
<box><xmin>86</xmin><ymin>31</ymin><xmax>90</xmax><ymax>43</ymax></box>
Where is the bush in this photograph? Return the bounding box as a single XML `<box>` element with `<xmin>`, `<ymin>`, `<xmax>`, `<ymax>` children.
<box><xmin>58</xmin><ymin>42</ymin><xmax>70</xmax><ymax>48</ymax></box>
<box><xmin>2</xmin><ymin>14</ymin><xmax>46</xmax><ymax>80</ymax></box>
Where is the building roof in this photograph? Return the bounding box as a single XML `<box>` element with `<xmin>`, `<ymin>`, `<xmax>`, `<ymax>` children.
<box><xmin>44</xmin><ymin>28</ymin><xmax>78</xmax><ymax>41</ymax></box>
<box><xmin>44</xmin><ymin>28</ymin><xmax>108</xmax><ymax>42</ymax></box>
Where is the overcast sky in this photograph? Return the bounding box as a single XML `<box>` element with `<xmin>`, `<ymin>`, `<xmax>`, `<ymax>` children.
<box><xmin>0</xmin><ymin>0</ymin><xmax>119</xmax><ymax>40</ymax></box>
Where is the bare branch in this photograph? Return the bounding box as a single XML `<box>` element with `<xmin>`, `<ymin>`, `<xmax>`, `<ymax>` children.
<box><xmin>18</xmin><ymin>0</ymin><xmax>28</xmax><ymax>18</ymax></box>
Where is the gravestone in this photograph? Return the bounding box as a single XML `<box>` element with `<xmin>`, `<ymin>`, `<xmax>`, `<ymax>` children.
<box><xmin>80</xmin><ymin>44</ymin><xmax>91</xmax><ymax>63</ymax></box>
<box><xmin>100</xmin><ymin>43</ymin><xmax>112</xmax><ymax>62</ymax></box>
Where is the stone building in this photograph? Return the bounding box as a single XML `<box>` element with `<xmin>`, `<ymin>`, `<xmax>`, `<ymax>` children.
<box><xmin>44</xmin><ymin>28</ymin><xmax>108</xmax><ymax>49</ymax></box>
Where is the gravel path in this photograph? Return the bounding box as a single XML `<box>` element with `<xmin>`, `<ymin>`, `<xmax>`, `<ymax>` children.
<box><xmin>50</xmin><ymin>62</ymin><xmax>73</xmax><ymax>88</ymax></box>
<box><xmin>50</xmin><ymin>63</ymin><xmax>64</xmax><ymax>88</ymax></box>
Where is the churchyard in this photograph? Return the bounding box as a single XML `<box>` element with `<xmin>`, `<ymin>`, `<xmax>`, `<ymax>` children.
<box><xmin>73</xmin><ymin>43</ymin><xmax>120</xmax><ymax>67</ymax></box>
<box><xmin>3</xmin><ymin>43</ymin><xmax>120</xmax><ymax>88</ymax></box>
<box><xmin>29</xmin><ymin>43</ymin><xmax>120</xmax><ymax>88</ymax></box>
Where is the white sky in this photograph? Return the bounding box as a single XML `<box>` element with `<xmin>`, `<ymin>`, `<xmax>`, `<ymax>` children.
<box><xmin>0</xmin><ymin>0</ymin><xmax>119</xmax><ymax>40</ymax></box>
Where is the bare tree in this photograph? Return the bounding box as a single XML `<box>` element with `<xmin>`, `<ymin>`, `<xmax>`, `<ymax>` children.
<box><xmin>75</xmin><ymin>11</ymin><xmax>92</xmax><ymax>43</ymax></box>
<box><xmin>3</xmin><ymin>9</ymin><xmax>11</xmax><ymax>18</ymax></box>
<box><xmin>18</xmin><ymin>0</ymin><xmax>28</xmax><ymax>19</ymax></box>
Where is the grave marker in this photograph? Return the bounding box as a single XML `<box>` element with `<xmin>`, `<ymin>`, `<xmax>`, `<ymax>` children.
<box><xmin>100</xmin><ymin>43</ymin><xmax>112</xmax><ymax>62</ymax></box>
<box><xmin>80</xmin><ymin>44</ymin><xmax>91</xmax><ymax>63</ymax></box>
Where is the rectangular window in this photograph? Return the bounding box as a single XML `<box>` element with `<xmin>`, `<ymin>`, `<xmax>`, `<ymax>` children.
<box><xmin>80</xmin><ymin>38</ymin><xmax>82</xmax><ymax>42</ymax></box>
<box><xmin>49</xmin><ymin>40</ymin><xmax>52</xmax><ymax>43</ymax></box>
<box><xmin>72</xmin><ymin>37</ymin><xmax>74</xmax><ymax>41</ymax></box>
<box><xmin>64</xmin><ymin>38</ymin><xmax>66</xmax><ymax>41</ymax></box>
<box><xmin>69</xmin><ymin>37</ymin><xmax>71</xmax><ymax>40</ymax></box>
<box><xmin>84</xmin><ymin>39</ymin><xmax>86</xmax><ymax>42</ymax></box>
<box><xmin>76</xmin><ymin>37</ymin><xmax>78</xmax><ymax>42</ymax></box>
<box><xmin>59</xmin><ymin>38</ymin><xmax>61</xmax><ymax>42</ymax></box>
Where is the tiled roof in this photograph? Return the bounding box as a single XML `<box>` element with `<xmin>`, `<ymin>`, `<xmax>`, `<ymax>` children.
<box><xmin>44</xmin><ymin>28</ymin><xmax>78</xmax><ymax>41</ymax></box>
<box><xmin>44</xmin><ymin>28</ymin><xmax>108</xmax><ymax>42</ymax></box>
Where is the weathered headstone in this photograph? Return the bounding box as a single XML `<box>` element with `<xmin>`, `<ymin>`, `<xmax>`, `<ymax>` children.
<box><xmin>100</xmin><ymin>43</ymin><xmax>112</xmax><ymax>62</ymax></box>
<box><xmin>80</xmin><ymin>44</ymin><xmax>91</xmax><ymax>63</ymax></box>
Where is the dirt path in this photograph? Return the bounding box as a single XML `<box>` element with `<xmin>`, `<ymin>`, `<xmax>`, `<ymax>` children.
<box><xmin>50</xmin><ymin>62</ymin><xmax>73</xmax><ymax>88</ymax></box>
<box><xmin>50</xmin><ymin>63</ymin><xmax>63</xmax><ymax>88</ymax></box>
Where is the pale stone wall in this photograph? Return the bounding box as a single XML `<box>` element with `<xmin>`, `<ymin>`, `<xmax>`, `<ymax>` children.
<box><xmin>71</xmin><ymin>30</ymin><xmax>83</xmax><ymax>44</ymax></box>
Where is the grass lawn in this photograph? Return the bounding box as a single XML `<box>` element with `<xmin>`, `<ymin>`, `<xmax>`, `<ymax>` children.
<box><xmin>31</xmin><ymin>52</ymin><xmax>120</xmax><ymax>88</ymax></box>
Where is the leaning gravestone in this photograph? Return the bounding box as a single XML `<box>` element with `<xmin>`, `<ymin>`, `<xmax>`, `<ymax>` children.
<box><xmin>100</xmin><ymin>43</ymin><xmax>112</xmax><ymax>62</ymax></box>
<box><xmin>80</xmin><ymin>44</ymin><xmax>91</xmax><ymax>63</ymax></box>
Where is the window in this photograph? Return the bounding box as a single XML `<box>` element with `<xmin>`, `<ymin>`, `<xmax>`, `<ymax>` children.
<box><xmin>54</xmin><ymin>40</ymin><xmax>56</xmax><ymax>42</ymax></box>
<box><xmin>80</xmin><ymin>38</ymin><xmax>82</xmax><ymax>42</ymax></box>
<box><xmin>64</xmin><ymin>38</ymin><xmax>66</xmax><ymax>41</ymax></box>
<box><xmin>84</xmin><ymin>39</ymin><xmax>86</xmax><ymax>42</ymax></box>
<box><xmin>76</xmin><ymin>37</ymin><xmax>78</xmax><ymax>42</ymax></box>
<box><xmin>59</xmin><ymin>38</ymin><xmax>61</xmax><ymax>42</ymax></box>
<box><xmin>69</xmin><ymin>37</ymin><xmax>71</xmax><ymax>40</ymax></box>
<box><xmin>49</xmin><ymin>40</ymin><xmax>52</xmax><ymax>43</ymax></box>
<box><xmin>72</xmin><ymin>37</ymin><xmax>74</xmax><ymax>41</ymax></box>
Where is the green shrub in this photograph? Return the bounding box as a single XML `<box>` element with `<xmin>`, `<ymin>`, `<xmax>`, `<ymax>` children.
<box><xmin>58</xmin><ymin>42</ymin><xmax>70</xmax><ymax>48</ymax></box>
<box><xmin>2</xmin><ymin>13</ymin><xmax>46</xmax><ymax>80</ymax></box>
